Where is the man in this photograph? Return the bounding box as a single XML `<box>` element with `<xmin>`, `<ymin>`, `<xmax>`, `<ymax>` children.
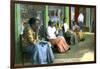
<box><xmin>78</xmin><ymin>12</ymin><xmax>84</xmax><ymax>32</ymax></box>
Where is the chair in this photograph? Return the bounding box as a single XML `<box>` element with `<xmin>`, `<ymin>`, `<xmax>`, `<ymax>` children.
<box><xmin>20</xmin><ymin>35</ymin><xmax>32</xmax><ymax>65</ymax></box>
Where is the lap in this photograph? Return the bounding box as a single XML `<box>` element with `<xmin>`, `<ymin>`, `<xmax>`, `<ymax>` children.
<box><xmin>49</xmin><ymin>36</ymin><xmax>65</xmax><ymax>45</ymax></box>
<box><xmin>23</xmin><ymin>45</ymin><xmax>35</xmax><ymax>55</ymax></box>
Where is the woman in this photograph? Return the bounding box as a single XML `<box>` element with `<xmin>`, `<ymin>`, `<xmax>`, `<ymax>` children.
<box><xmin>22</xmin><ymin>17</ymin><xmax>54</xmax><ymax>64</ymax></box>
<box><xmin>47</xmin><ymin>20</ymin><xmax>70</xmax><ymax>53</ymax></box>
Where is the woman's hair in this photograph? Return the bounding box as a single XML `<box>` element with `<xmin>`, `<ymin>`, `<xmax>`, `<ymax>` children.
<box><xmin>48</xmin><ymin>20</ymin><xmax>54</xmax><ymax>26</ymax></box>
<box><xmin>63</xmin><ymin>17</ymin><xmax>66</xmax><ymax>23</ymax></box>
<box><xmin>28</xmin><ymin>17</ymin><xmax>39</xmax><ymax>27</ymax></box>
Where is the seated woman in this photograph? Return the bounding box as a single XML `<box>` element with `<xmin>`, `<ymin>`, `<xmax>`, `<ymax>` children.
<box><xmin>22</xmin><ymin>17</ymin><xmax>54</xmax><ymax>64</ymax></box>
<box><xmin>72</xmin><ymin>21</ymin><xmax>81</xmax><ymax>41</ymax></box>
<box><xmin>47</xmin><ymin>20</ymin><xmax>70</xmax><ymax>53</ymax></box>
<box><xmin>62</xmin><ymin>18</ymin><xmax>77</xmax><ymax>45</ymax></box>
<box><xmin>62</xmin><ymin>18</ymin><xmax>71</xmax><ymax>44</ymax></box>
<box><xmin>72</xmin><ymin>21</ymin><xmax>84</xmax><ymax>41</ymax></box>
<box><xmin>72</xmin><ymin>21</ymin><xmax>80</xmax><ymax>32</ymax></box>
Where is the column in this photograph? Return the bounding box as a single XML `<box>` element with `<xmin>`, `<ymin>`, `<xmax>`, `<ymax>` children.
<box><xmin>65</xmin><ymin>6</ymin><xmax>69</xmax><ymax>28</ymax></box>
<box><xmin>86</xmin><ymin>8</ymin><xmax>91</xmax><ymax>32</ymax></box>
<box><xmin>44</xmin><ymin>5</ymin><xmax>49</xmax><ymax>28</ymax></box>
<box><xmin>15</xmin><ymin>4</ymin><xmax>22</xmax><ymax>64</ymax></box>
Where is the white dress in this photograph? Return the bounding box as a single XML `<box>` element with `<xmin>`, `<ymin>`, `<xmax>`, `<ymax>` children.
<box><xmin>47</xmin><ymin>26</ymin><xmax>57</xmax><ymax>39</ymax></box>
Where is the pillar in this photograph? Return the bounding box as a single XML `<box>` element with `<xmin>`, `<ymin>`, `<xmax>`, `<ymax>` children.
<box><xmin>65</xmin><ymin>6</ymin><xmax>69</xmax><ymax>28</ymax></box>
<box><xmin>44</xmin><ymin>5</ymin><xmax>49</xmax><ymax>28</ymax></box>
<box><xmin>15</xmin><ymin>4</ymin><xmax>22</xmax><ymax>64</ymax></box>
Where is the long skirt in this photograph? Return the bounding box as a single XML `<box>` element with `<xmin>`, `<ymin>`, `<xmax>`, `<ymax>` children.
<box><xmin>49</xmin><ymin>36</ymin><xmax>70</xmax><ymax>53</ymax></box>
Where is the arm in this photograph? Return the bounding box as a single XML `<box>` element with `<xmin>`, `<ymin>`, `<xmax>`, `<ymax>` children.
<box><xmin>47</xmin><ymin>27</ymin><xmax>51</xmax><ymax>38</ymax></box>
<box><xmin>54</xmin><ymin>27</ymin><xmax>59</xmax><ymax>36</ymax></box>
<box><xmin>27</xmin><ymin>28</ymin><xmax>38</xmax><ymax>44</ymax></box>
